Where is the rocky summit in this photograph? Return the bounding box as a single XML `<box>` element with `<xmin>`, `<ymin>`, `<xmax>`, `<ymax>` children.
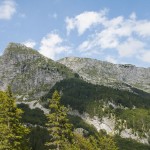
<box><xmin>59</xmin><ymin>57</ymin><xmax>150</xmax><ymax>93</ymax></box>
<box><xmin>0</xmin><ymin>43</ymin><xmax>75</xmax><ymax>100</ymax></box>
<box><xmin>0</xmin><ymin>43</ymin><xmax>150</xmax><ymax>101</ymax></box>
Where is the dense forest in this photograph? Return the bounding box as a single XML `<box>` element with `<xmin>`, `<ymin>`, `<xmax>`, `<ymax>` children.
<box><xmin>0</xmin><ymin>89</ymin><xmax>118</xmax><ymax>150</ymax></box>
<box><xmin>42</xmin><ymin>78</ymin><xmax>150</xmax><ymax>137</ymax></box>
<box><xmin>0</xmin><ymin>84</ymin><xmax>150</xmax><ymax>149</ymax></box>
<box><xmin>43</xmin><ymin>78</ymin><xmax>150</xmax><ymax>110</ymax></box>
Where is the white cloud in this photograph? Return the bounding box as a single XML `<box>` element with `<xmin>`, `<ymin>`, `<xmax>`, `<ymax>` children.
<box><xmin>66</xmin><ymin>9</ymin><xmax>107</xmax><ymax>35</ymax></box>
<box><xmin>139</xmin><ymin>51</ymin><xmax>150</xmax><ymax>63</ymax></box>
<box><xmin>78</xmin><ymin>13</ymin><xmax>134</xmax><ymax>54</ymax></box>
<box><xmin>74</xmin><ymin>10</ymin><xmax>150</xmax><ymax>65</ymax></box>
<box><xmin>117</xmin><ymin>38</ymin><xmax>145</xmax><ymax>57</ymax></box>
<box><xmin>0</xmin><ymin>0</ymin><xmax>16</xmax><ymax>20</ymax></box>
<box><xmin>135</xmin><ymin>21</ymin><xmax>150</xmax><ymax>37</ymax></box>
<box><xmin>103</xmin><ymin>16</ymin><xmax>124</xmax><ymax>27</ymax></box>
<box><xmin>23</xmin><ymin>40</ymin><xmax>36</xmax><ymax>49</ymax></box>
<box><xmin>97</xmin><ymin>29</ymin><xmax>119</xmax><ymax>49</ymax></box>
<box><xmin>39</xmin><ymin>33</ymin><xmax>70</xmax><ymax>60</ymax></box>
<box><xmin>78</xmin><ymin>40</ymin><xmax>95</xmax><ymax>52</ymax></box>
<box><xmin>106</xmin><ymin>56</ymin><xmax>117</xmax><ymax>64</ymax></box>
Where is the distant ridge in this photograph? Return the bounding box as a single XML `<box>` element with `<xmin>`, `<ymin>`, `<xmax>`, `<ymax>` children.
<box><xmin>58</xmin><ymin>57</ymin><xmax>150</xmax><ymax>93</ymax></box>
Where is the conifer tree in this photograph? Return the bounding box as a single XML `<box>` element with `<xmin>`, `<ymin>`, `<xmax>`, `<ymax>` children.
<box><xmin>45</xmin><ymin>90</ymin><xmax>73</xmax><ymax>150</ymax></box>
<box><xmin>0</xmin><ymin>88</ymin><xmax>30</xmax><ymax>150</ymax></box>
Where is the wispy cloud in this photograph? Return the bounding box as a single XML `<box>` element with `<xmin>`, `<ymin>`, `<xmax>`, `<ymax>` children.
<box><xmin>23</xmin><ymin>40</ymin><xmax>36</xmax><ymax>49</ymax></box>
<box><xmin>39</xmin><ymin>32</ymin><xmax>71</xmax><ymax>60</ymax></box>
<box><xmin>65</xmin><ymin>9</ymin><xmax>108</xmax><ymax>35</ymax></box>
<box><xmin>117</xmin><ymin>38</ymin><xmax>145</xmax><ymax>57</ymax></box>
<box><xmin>106</xmin><ymin>56</ymin><xmax>117</xmax><ymax>64</ymax></box>
<box><xmin>68</xmin><ymin>10</ymin><xmax>150</xmax><ymax>64</ymax></box>
<box><xmin>0</xmin><ymin>0</ymin><xmax>16</xmax><ymax>20</ymax></box>
<box><xmin>139</xmin><ymin>51</ymin><xmax>150</xmax><ymax>63</ymax></box>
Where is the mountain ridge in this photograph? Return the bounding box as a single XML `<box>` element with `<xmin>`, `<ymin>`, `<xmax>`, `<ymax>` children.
<box><xmin>0</xmin><ymin>43</ymin><xmax>150</xmax><ymax>147</ymax></box>
<box><xmin>0</xmin><ymin>42</ymin><xmax>150</xmax><ymax>99</ymax></box>
<box><xmin>59</xmin><ymin>56</ymin><xmax>150</xmax><ymax>69</ymax></box>
<box><xmin>0</xmin><ymin>43</ymin><xmax>77</xmax><ymax>100</ymax></box>
<box><xmin>58</xmin><ymin>57</ymin><xmax>150</xmax><ymax>93</ymax></box>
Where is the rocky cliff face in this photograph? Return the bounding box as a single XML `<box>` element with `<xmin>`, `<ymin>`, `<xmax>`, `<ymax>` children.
<box><xmin>58</xmin><ymin>57</ymin><xmax>150</xmax><ymax>93</ymax></box>
<box><xmin>0</xmin><ymin>43</ymin><xmax>149</xmax><ymax>100</ymax></box>
<box><xmin>0</xmin><ymin>43</ymin><xmax>75</xmax><ymax>100</ymax></box>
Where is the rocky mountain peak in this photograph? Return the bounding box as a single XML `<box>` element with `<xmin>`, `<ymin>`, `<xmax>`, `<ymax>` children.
<box><xmin>0</xmin><ymin>43</ymin><xmax>76</xmax><ymax>100</ymax></box>
<box><xmin>4</xmin><ymin>42</ymin><xmax>35</xmax><ymax>54</ymax></box>
<box><xmin>58</xmin><ymin>57</ymin><xmax>150</xmax><ymax>93</ymax></box>
<box><xmin>3</xmin><ymin>42</ymin><xmax>43</xmax><ymax>64</ymax></box>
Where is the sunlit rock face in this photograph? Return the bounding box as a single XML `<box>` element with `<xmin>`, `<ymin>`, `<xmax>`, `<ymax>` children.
<box><xmin>0</xmin><ymin>43</ymin><xmax>75</xmax><ymax>100</ymax></box>
<box><xmin>59</xmin><ymin>57</ymin><xmax>150</xmax><ymax>93</ymax></box>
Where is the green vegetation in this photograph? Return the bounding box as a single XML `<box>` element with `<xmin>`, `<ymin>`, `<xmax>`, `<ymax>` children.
<box><xmin>45</xmin><ymin>91</ymin><xmax>118</xmax><ymax>150</ymax></box>
<box><xmin>42</xmin><ymin>78</ymin><xmax>150</xmax><ymax>139</ymax></box>
<box><xmin>1</xmin><ymin>87</ymin><xmax>149</xmax><ymax>150</ymax></box>
<box><xmin>29</xmin><ymin>127</ymin><xmax>49</xmax><ymax>150</ymax></box>
<box><xmin>0</xmin><ymin>88</ymin><xmax>30</xmax><ymax>150</ymax></box>
<box><xmin>45</xmin><ymin>91</ymin><xmax>73</xmax><ymax>149</ymax></box>
<box><xmin>115</xmin><ymin>135</ymin><xmax>150</xmax><ymax>150</ymax></box>
<box><xmin>26</xmin><ymin>126</ymin><xmax>150</xmax><ymax>150</ymax></box>
<box><xmin>17</xmin><ymin>103</ymin><xmax>149</xmax><ymax>150</ymax></box>
<box><xmin>68</xmin><ymin>115</ymin><xmax>98</xmax><ymax>137</ymax></box>
<box><xmin>17</xmin><ymin>103</ymin><xmax>47</xmax><ymax>126</ymax></box>
<box><xmin>115</xmin><ymin>108</ymin><xmax>150</xmax><ymax>136</ymax></box>
<box><xmin>43</xmin><ymin>78</ymin><xmax>150</xmax><ymax>112</ymax></box>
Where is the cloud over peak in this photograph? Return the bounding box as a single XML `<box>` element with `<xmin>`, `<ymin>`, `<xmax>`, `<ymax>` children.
<box><xmin>39</xmin><ymin>32</ymin><xmax>71</xmax><ymax>60</ymax></box>
<box><xmin>23</xmin><ymin>40</ymin><xmax>36</xmax><ymax>49</ymax></box>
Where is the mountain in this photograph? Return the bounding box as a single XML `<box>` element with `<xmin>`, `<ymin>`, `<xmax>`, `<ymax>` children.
<box><xmin>1</xmin><ymin>43</ymin><xmax>149</xmax><ymax>100</ymax></box>
<box><xmin>0</xmin><ymin>43</ymin><xmax>76</xmax><ymax>100</ymax></box>
<box><xmin>0</xmin><ymin>43</ymin><xmax>150</xmax><ymax>149</ymax></box>
<box><xmin>58</xmin><ymin>57</ymin><xmax>150</xmax><ymax>93</ymax></box>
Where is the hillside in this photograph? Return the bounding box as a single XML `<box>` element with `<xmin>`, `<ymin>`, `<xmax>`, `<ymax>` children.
<box><xmin>0</xmin><ymin>43</ymin><xmax>150</xmax><ymax>149</ymax></box>
<box><xmin>42</xmin><ymin>78</ymin><xmax>150</xmax><ymax>144</ymax></box>
<box><xmin>0</xmin><ymin>43</ymin><xmax>76</xmax><ymax>100</ymax></box>
<box><xmin>59</xmin><ymin>57</ymin><xmax>150</xmax><ymax>93</ymax></box>
<box><xmin>0</xmin><ymin>43</ymin><xmax>149</xmax><ymax>100</ymax></box>
<box><xmin>17</xmin><ymin>103</ymin><xmax>150</xmax><ymax>150</ymax></box>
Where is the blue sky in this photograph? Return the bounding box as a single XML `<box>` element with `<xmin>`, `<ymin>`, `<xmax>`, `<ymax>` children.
<box><xmin>0</xmin><ymin>0</ymin><xmax>150</xmax><ymax>67</ymax></box>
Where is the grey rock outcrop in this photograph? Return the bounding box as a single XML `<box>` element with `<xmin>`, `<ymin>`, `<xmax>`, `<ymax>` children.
<box><xmin>58</xmin><ymin>57</ymin><xmax>150</xmax><ymax>93</ymax></box>
<box><xmin>0</xmin><ymin>43</ymin><xmax>75</xmax><ymax>100</ymax></box>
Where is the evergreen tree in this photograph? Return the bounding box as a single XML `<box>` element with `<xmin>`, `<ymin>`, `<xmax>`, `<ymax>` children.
<box><xmin>0</xmin><ymin>89</ymin><xmax>30</xmax><ymax>150</ymax></box>
<box><xmin>45</xmin><ymin>90</ymin><xmax>73</xmax><ymax>150</ymax></box>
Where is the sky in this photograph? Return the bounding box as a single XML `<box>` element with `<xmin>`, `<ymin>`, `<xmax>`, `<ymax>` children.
<box><xmin>0</xmin><ymin>0</ymin><xmax>150</xmax><ymax>67</ymax></box>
